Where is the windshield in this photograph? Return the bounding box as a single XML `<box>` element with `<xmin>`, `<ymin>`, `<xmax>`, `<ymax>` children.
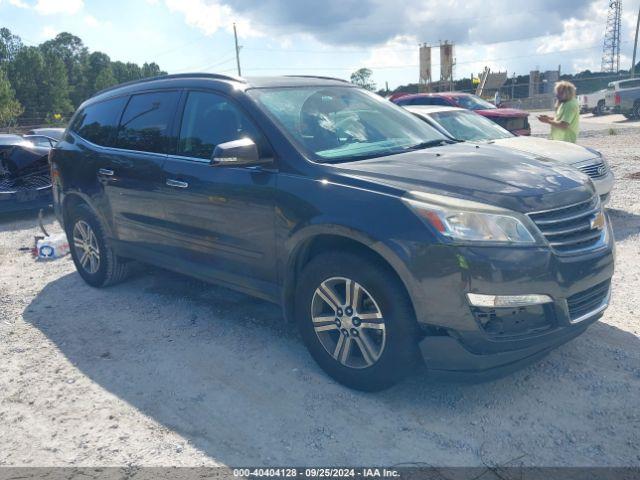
<box><xmin>455</xmin><ymin>95</ymin><xmax>497</xmax><ymax>110</ymax></box>
<box><xmin>248</xmin><ymin>86</ymin><xmax>447</xmax><ymax>162</ymax></box>
<box><xmin>429</xmin><ymin>110</ymin><xmax>513</xmax><ymax>142</ymax></box>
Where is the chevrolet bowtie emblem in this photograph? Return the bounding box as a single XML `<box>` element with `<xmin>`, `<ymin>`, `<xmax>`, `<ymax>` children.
<box><xmin>590</xmin><ymin>211</ymin><xmax>606</xmax><ymax>231</ymax></box>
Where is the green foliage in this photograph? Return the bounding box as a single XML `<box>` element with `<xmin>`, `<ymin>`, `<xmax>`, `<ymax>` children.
<box><xmin>0</xmin><ymin>28</ymin><xmax>167</xmax><ymax>126</ymax></box>
<box><xmin>0</xmin><ymin>67</ymin><xmax>22</xmax><ymax>127</ymax></box>
<box><xmin>6</xmin><ymin>46</ymin><xmax>73</xmax><ymax>123</ymax></box>
<box><xmin>0</xmin><ymin>27</ymin><xmax>23</xmax><ymax>63</ymax></box>
<box><xmin>350</xmin><ymin>68</ymin><xmax>376</xmax><ymax>91</ymax></box>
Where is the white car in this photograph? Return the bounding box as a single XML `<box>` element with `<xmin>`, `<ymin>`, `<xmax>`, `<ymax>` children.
<box><xmin>405</xmin><ymin>105</ymin><xmax>614</xmax><ymax>202</ymax></box>
<box><xmin>580</xmin><ymin>89</ymin><xmax>607</xmax><ymax>115</ymax></box>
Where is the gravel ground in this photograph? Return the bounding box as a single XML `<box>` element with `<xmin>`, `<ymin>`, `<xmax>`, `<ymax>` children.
<box><xmin>1</xmin><ymin>131</ymin><xmax>639</xmax><ymax>468</ymax></box>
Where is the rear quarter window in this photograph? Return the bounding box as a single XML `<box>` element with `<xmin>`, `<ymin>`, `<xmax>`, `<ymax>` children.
<box><xmin>70</xmin><ymin>97</ymin><xmax>128</xmax><ymax>147</ymax></box>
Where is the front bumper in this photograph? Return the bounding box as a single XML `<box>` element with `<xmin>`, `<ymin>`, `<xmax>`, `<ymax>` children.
<box><xmin>404</xmin><ymin>220</ymin><xmax>615</xmax><ymax>376</ymax></box>
<box><xmin>592</xmin><ymin>171</ymin><xmax>615</xmax><ymax>201</ymax></box>
<box><xmin>0</xmin><ymin>186</ymin><xmax>52</xmax><ymax>214</ymax></box>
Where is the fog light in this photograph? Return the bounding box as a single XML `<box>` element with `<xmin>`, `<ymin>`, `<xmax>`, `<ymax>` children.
<box><xmin>466</xmin><ymin>293</ymin><xmax>553</xmax><ymax>308</ymax></box>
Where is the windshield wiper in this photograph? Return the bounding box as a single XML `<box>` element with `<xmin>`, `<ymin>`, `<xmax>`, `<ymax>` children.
<box><xmin>405</xmin><ymin>139</ymin><xmax>458</xmax><ymax>150</ymax></box>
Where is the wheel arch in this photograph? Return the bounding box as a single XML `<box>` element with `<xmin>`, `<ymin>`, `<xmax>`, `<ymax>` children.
<box><xmin>281</xmin><ymin>226</ymin><xmax>420</xmax><ymax>325</ymax></box>
<box><xmin>61</xmin><ymin>192</ymin><xmax>114</xmax><ymax>238</ymax></box>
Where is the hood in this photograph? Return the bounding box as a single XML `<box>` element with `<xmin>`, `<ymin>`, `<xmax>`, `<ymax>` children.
<box><xmin>1</xmin><ymin>144</ymin><xmax>50</xmax><ymax>176</ymax></box>
<box><xmin>333</xmin><ymin>143</ymin><xmax>594</xmax><ymax>213</ymax></box>
<box><xmin>476</xmin><ymin>108</ymin><xmax>529</xmax><ymax>118</ymax></box>
<box><xmin>490</xmin><ymin>136</ymin><xmax>597</xmax><ymax>165</ymax></box>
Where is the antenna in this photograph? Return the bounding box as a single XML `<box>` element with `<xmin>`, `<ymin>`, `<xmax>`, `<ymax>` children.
<box><xmin>601</xmin><ymin>0</ymin><xmax>622</xmax><ymax>73</ymax></box>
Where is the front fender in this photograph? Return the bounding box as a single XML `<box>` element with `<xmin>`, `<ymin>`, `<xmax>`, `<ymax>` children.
<box><xmin>281</xmin><ymin>221</ymin><xmax>428</xmax><ymax>326</ymax></box>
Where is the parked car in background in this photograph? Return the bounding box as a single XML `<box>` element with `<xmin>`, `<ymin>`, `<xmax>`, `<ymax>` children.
<box><xmin>406</xmin><ymin>106</ymin><xmax>614</xmax><ymax>203</ymax></box>
<box><xmin>0</xmin><ymin>133</ymin><xmax>53</xmax><ymax>213</ymax></box>
<box><xmin>605</xmin><ymin>78</ymin><xmax>640</xmax><ymax>119</ymax></box>
<box><xmin>391</xmin><ymin>92</ymin><xmax>531</xmax><ymax>136</ymax></box>
<box><xmin>580</xmin><ymin>89</ymin><xmax>607</xmax><ymax>115</ymax></box>
<box><xmin>51</xmin><ymin>74</ymin><xmax>613</xmax><ymax>391</ymax></box>
<box><xmin>26</xmin><ymin>127</ymin><xmax>65</xmax><ymax>142</ymax></box>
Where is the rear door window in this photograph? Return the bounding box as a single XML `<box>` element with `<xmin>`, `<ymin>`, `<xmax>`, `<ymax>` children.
<box><xmin>117</xmin><ymin>91</ymin><xmax>180</xmax><ymax>154</ymax></box>
<box><xmin>70</xmin><ymin>96</ymin><xmax>128</xmax><ymax>147</ymax></box>
<box><xmin>177</xmin><ymin>91</ymin><xmax>269</xmax><ymax>160</ymax></box>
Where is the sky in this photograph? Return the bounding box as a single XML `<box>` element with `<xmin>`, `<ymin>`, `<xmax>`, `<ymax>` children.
<box><xmin>1</xmin><ymin>0</ymin><xmax>639</xmax><ymax>89</ymax></box>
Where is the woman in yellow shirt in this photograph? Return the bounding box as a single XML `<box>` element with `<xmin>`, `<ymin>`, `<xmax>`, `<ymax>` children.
<box><xmin>537</xmin><ymin>81</ymin><xmax>580</xmax><ymax>143</ymax></box>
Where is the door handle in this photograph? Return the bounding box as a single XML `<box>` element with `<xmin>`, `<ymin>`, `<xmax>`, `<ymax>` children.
<box><xmin>98</xmin><ymin>168</ymin><xmax>114</xmax><ymax>176</ymax></box>
<box><xmin>166</xmin><ymin>179</ymin><xmax>189</xmax><ymax>189</ymax></box>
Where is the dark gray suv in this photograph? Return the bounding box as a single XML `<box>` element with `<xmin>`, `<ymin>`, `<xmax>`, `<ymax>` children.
<box><xmin>50</xmin><ymin>74</ymin><xmax>614</xmax><ymax>390</ymax></box>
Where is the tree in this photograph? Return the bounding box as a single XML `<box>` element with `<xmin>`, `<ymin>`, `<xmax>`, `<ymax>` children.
<box><xmin>94</xmin><ymin>67</ymin><xmax>117</xmax><ymax>91</ymax></box>
<box><xmin>0</xmin><ymin>28</ymin><xmax>23</xmax><ymax>64</ymax></box>
<box><xmin>7</xmin><ymin>46</ymin><xmax>73</xmax><ymax>122</ymax></box>
<box><xmin>0</xmin><ymin>67</ymin><xmax>22</xmax><ymax>127</ymax></box>
<box><xmin>350</xmin><ymin>68</ymin><xmax>376</xmax><ymax>91</ymax></box>
<box><xmin>141</xmin><ymin>62</ymin><xmax>165</xmax><ymax>78</ymax></box>
<box><xmin>40</xmin><ymin>33</ymin><xmax>88</xmax><ymax>106</ymax></box>
<box><xmin>0</xmin><ymin>29</ymin><xmax>167</xmax><ymax>125</ymax></box>
<box><xmin>111</xmin><ymin>61</ymin><xmax>142</xmax><ymax>84</ymax></box>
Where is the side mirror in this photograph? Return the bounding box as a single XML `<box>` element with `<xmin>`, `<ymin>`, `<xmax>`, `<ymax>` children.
<box><xmin>211</xmin><ymin>138</ymin><xmax>265</xmax><ymax>167</ymax></box>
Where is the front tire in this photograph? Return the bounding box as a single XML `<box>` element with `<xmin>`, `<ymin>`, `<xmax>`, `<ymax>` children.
<box><xmin>67</xmin><ymin>204</ymin><xmax>130</xmax><ymax>287</ymax></box>
<box><xmin>295</xmin><ymin>252</ymin><xmax>420</xmax><ymax>391</ymax></box>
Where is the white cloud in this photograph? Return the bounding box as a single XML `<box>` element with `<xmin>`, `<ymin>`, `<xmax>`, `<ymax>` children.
<box><xmin>84</xmin><ymin>14</ymin><xmax>99</xmax><ymax>27</ymax></box>
<box><xmin>162</xmin><ymin>0</ymin><xmax>263</xmax><ymax>38</ymax></box>
<box><xmin>34</xmin><ymin>0</ymin><xmax>83</xmax><ymax>15</ymax></box>
<box><xmin>8</xmin><ymin>0</ymin><xmax>30</xmax><ymax>8</ymax></box>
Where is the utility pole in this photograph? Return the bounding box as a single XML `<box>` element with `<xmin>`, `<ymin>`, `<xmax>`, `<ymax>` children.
<box><xmin>632</xmin><ymin>3</ymin><xmax>640</xmax><ymax>78</ymax></box>
<box><xmin>233</xmin><ymin>22</ymin><xmax>242</xmax><ymax>77</ymax></box>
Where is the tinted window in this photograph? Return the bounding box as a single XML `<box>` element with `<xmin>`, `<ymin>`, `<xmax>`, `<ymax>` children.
<box><xmin>620</xmin><ymin>79</ymin><xmax>640</xmax><ymax>89</ymax></box>
<box><xmin>70</xmin><ymin>97</ymin><xmax>127</xmax><ymax>146</ymax></box>
<box><xmin>178</xmin><ymin>91</ymin><xmax>267</xmax><ymax>160</ymax></box>
<box><xmin>117</xmin><ymin>91</ymin><xmax>180</xmax><ymax>154</ymax></box>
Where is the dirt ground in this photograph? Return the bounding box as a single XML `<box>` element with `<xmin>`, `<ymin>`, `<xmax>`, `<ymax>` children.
<box><xmin>1</xmin><ymin>128</ymin><xmax>639</xmax><ymax>468</ymax></box>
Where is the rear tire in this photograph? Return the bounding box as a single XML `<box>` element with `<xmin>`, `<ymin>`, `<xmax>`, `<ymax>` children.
<box><xmin>594</xmin><ymin>101</ymin><xmax>604</xmax><ymax>116</ymax></box>
<box><xmin>295</xmin><ymin>252</ymin><xmax>420</xmax><ymax>391</ymax></box>
<box><xmin>67</xmin><ymin>204</ymin><xmax>130</xmax><ymax>287</ymax></box>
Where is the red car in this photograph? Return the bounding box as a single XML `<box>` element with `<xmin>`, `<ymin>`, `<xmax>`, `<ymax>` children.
<box><xmin>391</xmin><ymin>92</ymin><xmax>531</xmax><ymax>136</ymax></box>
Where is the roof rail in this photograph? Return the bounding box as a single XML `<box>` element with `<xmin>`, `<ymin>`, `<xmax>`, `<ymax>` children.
<box><xmin>283</xmin><ymin>75</ymin><xmax>350</xmax><ymax>84</ymax></box>
<box><xmin>93</xmin><ymin>72</ymin><xmax>246</xmax><ymax>97</ymax></box>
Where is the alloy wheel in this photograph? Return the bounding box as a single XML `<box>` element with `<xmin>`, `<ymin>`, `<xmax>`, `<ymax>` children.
<box><xmin>72</xmin><ymin>220</ymin><xmax>101</xmax><ymax>274</ymax></box>
<box><xmin>311</xmin><ymin>277</ymin><xmax>386</xmax><ymax>369</ymax></box>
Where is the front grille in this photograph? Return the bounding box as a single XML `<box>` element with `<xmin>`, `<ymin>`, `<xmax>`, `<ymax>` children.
<box><xmin>576</xmin><ymin>159</ymin><xmax>609</xmax><ymax>179</ymax></box>
<box><xmin>528</xmin><ymin>196</ymin><xmax>605</xmax><ymax>254</ymax></box>
<box><xmin>0</xmin><ymin>170</ymin><xmax>51</xmax><ymax>193</ymax></box>
<box><xmin>566</xmin><ymin>280</ymin><xmax>611</xmax><ymax>321</ymax></box>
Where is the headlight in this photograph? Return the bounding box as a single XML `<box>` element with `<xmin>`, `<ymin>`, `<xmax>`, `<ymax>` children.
<box><xmin>403</xmin><ymin>191</ymin><xmax>537</xmax><ymax>244</ymax></box>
